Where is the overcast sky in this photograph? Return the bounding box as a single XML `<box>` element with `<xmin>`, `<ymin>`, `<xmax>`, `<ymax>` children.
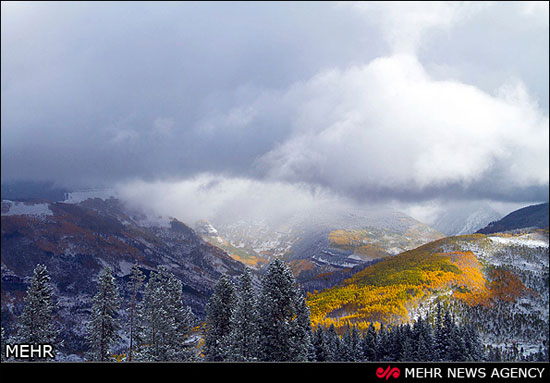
<box><xmin>1</xmin><ymin>1</ymin><xmax>548</xmax><ymax>223</ymax></box>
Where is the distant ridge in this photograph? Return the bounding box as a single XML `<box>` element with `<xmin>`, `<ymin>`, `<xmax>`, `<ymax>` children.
<box><xmin>476</xmin><ymin>202</ymin><xmax>549</xmax><ymax>234</ymax></box>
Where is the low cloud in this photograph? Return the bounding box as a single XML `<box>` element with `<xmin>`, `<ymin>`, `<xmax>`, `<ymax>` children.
<box><xmin>116</xmin><ymin>174</ymin><xmax>350</xmax><ymax>226</ymax></box>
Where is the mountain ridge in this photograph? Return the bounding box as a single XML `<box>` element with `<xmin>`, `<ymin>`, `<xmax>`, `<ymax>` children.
<box><xmin>476</xmin><ymin>202</ymin><xmax>549</xmax><ymax>234</ymax></box>
<box><xmin>1</xmin><ymin>197</ymin><xmax>245</xmax><ymax>357</ymax></box>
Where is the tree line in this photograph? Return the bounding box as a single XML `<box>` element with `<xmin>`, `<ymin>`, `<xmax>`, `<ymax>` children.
<box><xmin>2</xmin><ymin>260</ymin><xmax>547</xmax><ymax>362</ymax></box>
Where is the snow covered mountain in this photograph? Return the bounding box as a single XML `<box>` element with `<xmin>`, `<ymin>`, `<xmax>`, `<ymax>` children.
<box><xmin>432</xmin><ymin>201</ymin><xmax>502</xmax><ymax>236</ymax></box>
<box><xmin>1</xmin><ymin>197</ymin><xmax>245</xmax><ymax>357</ymax></box>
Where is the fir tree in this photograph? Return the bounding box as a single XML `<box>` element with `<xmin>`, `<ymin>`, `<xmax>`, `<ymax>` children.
<box><xmin>164</xmin><ymin>270</ymin><xmax>197</xmax><ymax>361</ymax></box>
<box><xmin>342</xmin><ymin>324</ymin><xmax>363</xmax><ymax>361</ymax></box>
<box><xmin>291</xmin><ymin>290</ymin><xmax>314</xmax><ymax>361</ymax></box>
<box><xmin>86</xmin><ymin>266</ymin><xmax>121</xmax><ymax>361</ymax></box>
<box><xmin>416</xmin><ymin>333</ymin><xmax>431</xmax><ymax>361</ymax></box>
<box><xmin>400</xmin><ymin>334</ymin><xmax>415</xmax><ymax>361</ymax></box>
<box><xmin>203</xmin><ymin>274</ymin><xmax>236</xmax><ymax>361</ymax></box>
<box><xmin>14</xmin><ymin>264</ymin><xmax>59</xmax><ymax>359</ymax></box>
<box><xmin>388</xmin><ymin>325</ymin><xmax>402</xmax><ymax>361</ymax></box>
<box><xmin>227</xmin><ymin>267</ymin><xmax>259</xmax><ymax>361</ymax></box>
<box><xmin>135</xmin><ymin>268</ymin><xmax>166</xmax><ymax>361</ymax></box>
<box><xmin>433</xmin><ymin>302</ymin><xmax>444</xmax><ymax>361</ymax></box>
<box><xmin>448</xmin><ymin>324</ymin><xmax>468</xmax><ymax>361</ymax></box>
<box><xmin>463</xmin><ymin>322</ymin><xmax>484</xmax><ymax>361</ymax></box>
<box><xmin>361</xmin><ymin>322</ymin><xmax>378</xmax><ymax>361</ymax></box>
<box><xmin>325</xmin><ymin>324</ymin><xmax>342</xmax><ymax>361</ymax></box>
<box><xmin>437</xmin><ymin>309</ymin><xmax>455</xmax><ymax>361</ymax></box>
<box><xmin>377</xmin><ymin>324</ymin><xmax>392</xmax><ymax>361</ymax></box>
<box><xmin>313</xmin><ymin>326</ymin><xmax>330</xmax><ymax>362</ymax></box>
<box><xmin>127</xmin><ymin>262</ymin><xmax>144</xmax><ymax>361</ymax></box>
<box><xmin>256</xmin><ymin>259</ymin><xmax>307</xmax><ymax>361</ymax></box>
<box><xmin>413</xmin><ymin>315</ymin><xmax>434</xmax><ymax>361</ymax></box>
<box><xmin>136</xmin><ymin>267</ymin><xmax>196</xmax><ymax>361</ymax></box>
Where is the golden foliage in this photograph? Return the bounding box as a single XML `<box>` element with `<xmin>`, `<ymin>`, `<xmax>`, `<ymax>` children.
<box><xmin>306</xmin><ymin>237</ymin><xmax>511</xmax><ymax>332</ymax></box>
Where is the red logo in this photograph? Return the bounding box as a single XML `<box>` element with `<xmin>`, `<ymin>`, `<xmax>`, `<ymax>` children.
<box><xmin>376</xmin><ymin>366</ymin><xmax>401</xmax><ymax>380</ymax></box>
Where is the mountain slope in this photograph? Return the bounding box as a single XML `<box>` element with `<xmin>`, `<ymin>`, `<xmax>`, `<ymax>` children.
<box><xmin>306</xmin><ymin>229</ymin><xmax>549</xmax><ymax>358</ymax></box>
<box><xmin>476</xmin><ymin>202</ymin><xmax>549</xmax><ymax>234</ymax></box>
<box><xmin>195</xmin><ymin>219</ymin><xmax>269</xmax><ymax>268</ymax></box>
<box><xmin>212</xmin><ymin>206</ymin><xmax>443</xmax><ymax>266</ymax></box>
<box><xmin>1</xmin><ymin>197</ymin><xmax>245</xmax><ymax>356</ymax></box>
<box><xmin>432</xmin><ymin>202</ymin><xmax>502</xmax><ymax>236</ymax></box>
<box><xmin>206</xmin><ymin>206</ymin><xmax>444</xmax><ymax>294</ymax></box>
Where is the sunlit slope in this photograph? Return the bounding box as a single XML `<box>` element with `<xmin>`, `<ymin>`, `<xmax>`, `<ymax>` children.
<box><xmin>307</xmin><ymin>230</ymin><xmax>549</xmax><ymax>341</ymax></box>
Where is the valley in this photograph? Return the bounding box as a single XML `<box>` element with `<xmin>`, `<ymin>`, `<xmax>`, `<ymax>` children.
<box><xmin>1</xmin><ymin>196</ymin><xmax>548</xmax><ymax>361</ymax></box>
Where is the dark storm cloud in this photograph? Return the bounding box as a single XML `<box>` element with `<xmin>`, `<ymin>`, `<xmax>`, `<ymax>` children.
<box><xmin>1</xmin><ymin>1</ymin><xmax>384</xmax><ymax>187</ymax></box>
<box><xmin>1</xmin><ymin>1</ymin><xmax>548</xmax><ymax>209</ymax></box>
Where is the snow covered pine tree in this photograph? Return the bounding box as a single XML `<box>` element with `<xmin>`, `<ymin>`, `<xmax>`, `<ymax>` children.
<box><xmin>203</xmin><ymin>274</ymin><xmax>237</xmax><ymax>361</ymax></box>
<box><xmin>12</xmin><ymin>264</ymin><xmax>60</xmax><ymax>360</ymax></box>
<box><xmin>257</xmin><ymin>258</ymin><xmax>312</xmax><ymax>361</ymax></box>
<box><xmin>226</xmin><ymin>267</ymin><xmax>260</xmax><ymax>361</ymax></box>
<box><xmin>86</xmin><ymin>266</ymin><xmax>121</xmax><ymax>362</ymax></box>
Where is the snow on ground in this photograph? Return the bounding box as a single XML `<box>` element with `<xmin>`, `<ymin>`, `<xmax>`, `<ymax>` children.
<box><xmin>1</xmin><ymin>200</ymin><xmax>53</xmax><ymax>216</ymax></box>
<box><xmin>118</xmin><ymin>259</ymin><xmax>136</xmax><ymax>277</ymax></box>
<box><xmin>488</xmin><ymin>235</ymin><xmax>548</xmax><ymax>248</ymax></box>
<box><xmin>135</xmin><ymin>214</ymin><xmax>172</xmax><ymax>228</ymax></box>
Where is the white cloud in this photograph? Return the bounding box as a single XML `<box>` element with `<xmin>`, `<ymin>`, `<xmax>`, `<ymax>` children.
<box><xmin>115</xmin><ymin>174</ymin><xmax>345</xmax><ymax>226</ymax></box>
<box><xmin>251</xmin><ymin>53</ymin><xmax>548</xmax><ymax>199</ymax></box>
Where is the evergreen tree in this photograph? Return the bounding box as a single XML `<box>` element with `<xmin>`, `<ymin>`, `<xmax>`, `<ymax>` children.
<box><xmin>164</xmin><ymin>270</ymin><xmax>197</xmax><ymax>361</ymax></box>
<box><xmin>463</xmin><ymin>322</ymin><xmax>484</xmax><ymax>361</ymax></box>
<box><xmin>413</xmin><ymin>315</ymin><xmax>434</xmax><ymax>361</ymax></box>
<box><xmin>342</xmin><ymin>324</ymin><xmax>363</xmax><ymax>361</ymax></box>
<box><xmin>448</xmin><ymin>325</ymin><xmax>468</xmax><ymax>361</ymax></box>
<box><xmin>136</xmin><ymin>267</ymin><xmax>196</xmax><ymax>361</ymax></box>
<box><xmin>387</xmin><ymin>325</ymin><xmax>402</xmax><ymax>361</ymax></box>
<box><xmin>86</xmin><ymin>266</ymin><xmax>121</xmax><ymax>361</ymax></box>
<box><xmin>377</xmin><ymin>324</ymin><xmax>393</xmax><ymax>361</ymax></box>
<box><xmin>226</xmin><ymin>267</ymin><xmax>259</xmax><ymax>361</ymax></box>
<box><xmin>325</xmin><ymin>324</ymin><xmax>342</xmax><ymax>361</ymax></box>
<box><xmin>14</xmin><ymin>264</ymin><xmax>59</xmax><ymax>359</ymax></box>
<box><xmin>433</xmin><ymin>302</ymin><xmax>444</xmax><ymax>361</ymax></box>
<box><xmin>437</xmin><ymin>309</ymin><xmax>455</xmax><ymax>361</ymax></box>
<box><xmin>313</xmin><ymin>326</ymin><xmax>331</xmax><ymax>362</ymax></box>
<box><xmin>135</xmin><ymin>268</ymin><xmax>165</xmax><ymax>361</ymax></box>
<box><xmin>361</xmin><ymin>323</ymin><xmax>378</xmax><ymax>361</ymax></box>
<box><xmin>256</xmin><ymin>259</ymin><xmax>308</xmax><ymax>361</ymax></box>
<box><xmin>350</xmin><ymin>325</ymin><xmax>364</xmax><ymax>361</ymax></box>
<box><xmin>400</xmin><ymin>333</ymin><xmax>415</xmax><ymax>361</ymax></box>
<box><xmin>416</xmin><ymin>333</ymin><xmax>431</xmax><ymax>361</ymax></box>
<box><xmin>292</xmin><ymin>290</ymin><xmax>314</xmax><ymax>361</ymax></box>
<box><xmin>127</xmin><ymin>263</ymin><xmax>144</xmax><ymax>361</ymax></box>
<box><xmin>203</xmin><ymin>274</ymin><xmax>236</xmax><ymax>361</ymax></box>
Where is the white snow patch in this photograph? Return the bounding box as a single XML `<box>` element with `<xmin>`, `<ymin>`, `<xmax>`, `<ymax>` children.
<box><xmin>118</xmin><ymin>260</ymin><xmax>135</xmax><ymax>277</ymax></box>
<box><xmin>488</xmin><ymin>236</ymin><xmax>549</xmax><ymax>248</ymax></box>
<box><xmin>1</xmin><ymin>200</ymin><xmax>53</xmax><ymax>216</ymax></box>
<box><xmin>135</xmin><ymin>215</ymin><xmax>172</xmax><ymax>228</ymax></box>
